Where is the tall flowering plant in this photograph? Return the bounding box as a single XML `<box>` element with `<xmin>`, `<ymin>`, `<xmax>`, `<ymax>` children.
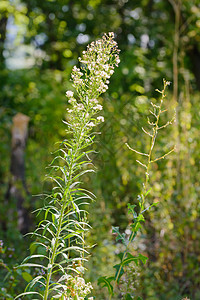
<box><xmin>15</xmin><ymin>33</ymin><xmax>120</xmax><ymax>300</ymax></box>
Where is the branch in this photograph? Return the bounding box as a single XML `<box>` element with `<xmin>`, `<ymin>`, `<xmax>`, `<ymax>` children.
<box><xmin>136</xmin><ymin>160</ymin><xmax>147</xmax><ymax>169</ymax></box>
<box><xmin>158</xmin><ymin>114</ymin><xmax>176</xmax><ymax>130</ymax></box>
<box><xmin>150</xmin><ymin>101</ymin><xmax>160</xmax><ymax>109</ymax></box>
<box><xmin>150</xmin><ymin>146</ymin><xmax>176</xmax><ymax>163</ymax></box>
<box><xmin>155</xmin><ymin>88</ymin><xmax>163</xmax><ymax>94</ymax></box>
<box><xmin>147</xmin><ymin>117</ymin><xmax>156</xmax><ymax>126</ymax></box>
<box><xmin>160</xmin><ymin>109</ymin><xmax>168</xmax><ymax>114</ymax></box>
<box><xmin>149</xmin><ymin>110</ymin><xmax>158</xmax><ymax>118</ymax></box>
<box><xmin>142</xmin><ymin>127</ymin><xmax>153</xmax><ymax>137</ymax></box>
<box><xmin>126</xmin><ymin>143</ymin><xmax>149</xmax><ymax>157</ymax></box>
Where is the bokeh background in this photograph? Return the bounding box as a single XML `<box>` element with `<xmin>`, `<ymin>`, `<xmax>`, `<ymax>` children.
<box><xmin>0</xmin><ymin>0</ymin><xmax>200</xmax><ymax>299</ymax></box>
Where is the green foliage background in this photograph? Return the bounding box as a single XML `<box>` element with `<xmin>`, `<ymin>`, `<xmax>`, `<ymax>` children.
<box><xmin>0</xmin><ymin>0</ymin><xmax>200</xmax><ymax>299</ymax></box>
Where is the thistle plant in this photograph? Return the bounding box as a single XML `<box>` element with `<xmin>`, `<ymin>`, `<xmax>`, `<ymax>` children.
<box><xmin>98</xmin><ymin>79</ymin><xmax>175</xmax><ymax>299</ymax></box>
<box><xmin>15</xmin><ymin>32</ymin><xmax>120</xmax><ymax>299</ymax></box>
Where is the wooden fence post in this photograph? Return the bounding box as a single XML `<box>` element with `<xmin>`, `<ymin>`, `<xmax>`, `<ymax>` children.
<box><xmin>5</xmin><ymin>113</ymin><xmax>31</xmax><ymax>234</ymax></box>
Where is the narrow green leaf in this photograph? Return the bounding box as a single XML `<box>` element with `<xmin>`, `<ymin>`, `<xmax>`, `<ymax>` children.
<box><xmin>52</xmin><ymin>294</ymin><xmax>62</xmax><ymax>299</ymax></box>
<box><xmin>144</xmin><ymin>188</ymin><xmax>152</xmax><ymax>197</ymax></box>
<box><xmin>29</xmin><ymin>276</ymin><xmax>44</xmax><ymax>289</ymax></box>
<box><xmin>45</xmin><ymin>207</ymin><xmax>51</xmax><ymax>220</ymax></box>
<box><xmin>138</xmin><ymin>253</ymin><xmax>148</xmax><ymax>264</ymax></box>
<box><xmin>72</xmin><ymin>200</ymin><xmax>80</xmax><ymax>215</ymax></box>
<box><xmin>22</xmin><ymin>254</ymin><xmax>48</xmax><ymax>264</ymax></box>
<box><xmin>19</xmin><ymin>263</ymin><xmax>46</xmax><ymax>269</ymax></box>
<box><xmin>73</xmin><ymin>169</ymin><xmax>95</xmax><ymax>181</ymax></box>
<box><xmin>98</xmin><ymin>276</ymin><xmax>114</xmax><ymax>295</ymax></box>
<box><xmin>150</xmin><ymin>201</ymin><xmax>159</xmax><ymax>208</ymax></box>
<box><xmin>129</xmin><ymin>230</ymin><xmax>137</xmax><ymax>242</ymax></box>
<box><xmin>113</xmin><ymin>264</ymin><xmax>124</xmax><ymax>283</ymax></box>
<box><xmin>121</xmin><ymin>256</ymin><xmax>139</xmax><ymax>267</ymax></box>
<box><xmin>32</xmin><ymin>242</ymin><xmax>48</xmax><ymax>251</ymax></box>
<box><xmin>70</xmin><ymin>181</ymin><xmax>80</xmax><ymax>190</ymax></box>
<box><xmin>15</xmin><ymin>291</ymin><xmax>43</xmax><ymax>299</ymax></box>
<box><xmin>41</xmin><ymin>223</ymin><xmax>56</xmax><ymax>238</ymax></box>
<box><xmin>121</xmin><ymin>252</ymin><xmax>148</xmax><ymax>267</ymax></box>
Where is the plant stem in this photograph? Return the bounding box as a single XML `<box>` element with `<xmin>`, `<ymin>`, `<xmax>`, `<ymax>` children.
<box><xmin>143</xmin><ymin>88</ymin><xmax>164</xmax><ymax>198</ymax></box>
<box><xmin>44</xmin><ymin>199</ymin><xmax>67</xmax><ymax>300</ymax></box>
<box><xmin>43</xmin><ymin>120</ymin><xmax>86</xmax><ymax>299</ymax></box>
<box><xmin>111</xmin><ymin>81</ymin><xmax>169</xmax><ymax>298</ymax></box>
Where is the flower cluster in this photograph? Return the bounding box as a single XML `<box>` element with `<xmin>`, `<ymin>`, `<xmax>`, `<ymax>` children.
<box><xmin>66</xmin><ymin>32</ymin><xmax>120</xmax><ymax>130</ymax></box>
<box><xmin>62</xmin><ymin>275</ymin><xmax>93</xmax><ymax>299</ymax></box>
<box><xmin>71</xmin><ymin>32</ymin><xmax>120</xmax><ymax>98</ymax></box>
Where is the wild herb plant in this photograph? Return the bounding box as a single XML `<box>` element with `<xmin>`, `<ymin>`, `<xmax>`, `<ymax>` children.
<box><xmin>15</xmin><ymin>32</ymin><xmax>120</xmax><ymax>299</ymax></box>
<box><xmin>98</xmin><ymin>79</ymin><xmax>175</xmax><ymax>299</ymax></box>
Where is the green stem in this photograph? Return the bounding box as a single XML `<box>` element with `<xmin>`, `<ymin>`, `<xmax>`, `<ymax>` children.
<box><xmin>44</xmin><ymin>160</ymin><xmax>75</xmax><ymax>299</ymax></box>
<box><xmin>43</xmin><ymin>117</ymin><xmax>87</xmax><ymax>299</ymax></box>
<box><xmin>44</xmin><ymin>200</ymin><xmax>67</xmax><ymax>299</ymax></box>
<box><xmin>142</xmin><ymin>88</ymin><xmax>164</xmax><ymax>199</ymax></box>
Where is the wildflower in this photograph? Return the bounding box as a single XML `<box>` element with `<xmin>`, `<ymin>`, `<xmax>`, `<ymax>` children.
<box><xmin>91</xmin><ymin>98</ymin><xmax>98</xmax><ymax>104</ymax></box>
<box><xmin>76</xmin><ymin>103</ymin><xmax>84</xmax><ymax>110</ymax></box>
<box><xmin>70</xmin><ymin>32</ymin><xmax>120</xmax><ymax>100</ymax></box>
<box><xmin>108</xmin><ymin>32</ymin><xmax>114</xmax><ymax>37</ymax></box>
<box><xmin>93</xmin><ymin>104</ymin><xmax>103</xmax><ymax>111</ymax></box>
<box><xmin>66</xmin><ymin>90</ymin><xmax>74</xmax><ymax>97</ymax></box>
<box><xmin>77</xmin><ymin>277</ymin><xmax>85</xmax><ymax>287</ymax></box>
<box><xmin>68</xmin><ymin>98</ymin><xmax>76</xmax><ymax>103</ymax></box>
<box><xmin>97</xmin><ymin>116</ymin><xmax>104</xmax><ymax>122</ymax></box>
<box><xmin>87</xmin><ymin>122</ymin><xmax>95</xmax><ymax>127</ymax></box>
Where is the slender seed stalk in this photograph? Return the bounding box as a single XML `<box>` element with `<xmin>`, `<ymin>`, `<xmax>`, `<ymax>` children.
<box><xmin>143</xmin><ymin>86</ymin><xmax>165</xmax><ymax>196</ymax></box>
<box><xmin>108</xmin><ymin>80</ymin><xmax>174</xmax><ymax>299</ymax></box>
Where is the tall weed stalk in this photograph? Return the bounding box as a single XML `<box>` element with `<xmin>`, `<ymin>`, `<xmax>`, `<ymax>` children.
<box><xmin>15</xmin><ymin>33</ymin><xmax>120</xmax><ymax>300</ymax></box>
<box><xmin>98</xmin><ymin>80</ymin><xmax>175</xmax><ymax>299</ymax></box>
